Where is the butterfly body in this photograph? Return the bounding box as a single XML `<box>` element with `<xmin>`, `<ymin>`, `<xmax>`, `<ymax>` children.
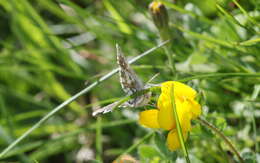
<box><xmin>117</xmin><ymin>50</ymin><xmax>143</xmax><ymax>93</ymax></box>
<box><xmin>116</xmin><ymin>44</ymin><xmax>151</xmax><ymax>108</ymax></box>
<box><xmin>92</xmin><ymin>44</ymin><xmax>151</xmax><ymax>116</ymax></box>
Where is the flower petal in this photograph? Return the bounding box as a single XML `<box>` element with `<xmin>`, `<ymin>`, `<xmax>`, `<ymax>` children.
<box><xmin>139</xmin><ymin>109</ymin><xmax>160</xmax><ymax>128</ymax></box>
<box><xmin>188</xmin><ymin>99</ymin><xmax>201</xmax><ymax>119</ymax></box>
<box><xmin>158</xmin><ymin>93</ymin><xmax>192</xmax><ymax>131</ymax></box>
<box><xmin>167</xmin><ymin>129</ymin><xmax>188</xmax><ymax>151</ymax></box>
<box><xmin>177</xmin><ymin>101</ymin><xmax>192</xmax><ymax>132</ymax></box>
<box><xmin>161</xmin><ymin>81</ymin><xmax>197</xmax><ymax>100</ymax></box>
<box><xmin>157</xmin><ymin>98</ymin><xmax>174</xmax><ymax>130</ymax></box>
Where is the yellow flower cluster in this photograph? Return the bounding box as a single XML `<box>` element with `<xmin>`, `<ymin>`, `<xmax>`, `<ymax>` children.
<box><xmin>139</xmin><ymin>81</ymin><xmax>201</xmax><ymax>151</ymax></box>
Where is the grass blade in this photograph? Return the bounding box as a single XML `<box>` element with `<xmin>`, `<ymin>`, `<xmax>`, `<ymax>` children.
<box><xmin>0</xmin><ymin>40</ymin><xmax>170</xmax><ymax>158</ymax></box>
<box><xmin>115</xmin><ymin>132</ymin><xmax>154</xmax><ymax>161</ymax></box>
<box><xmin>170</xmin><ymin>83</ymin><xmax>190</xmax><ymax>162</ymax></box>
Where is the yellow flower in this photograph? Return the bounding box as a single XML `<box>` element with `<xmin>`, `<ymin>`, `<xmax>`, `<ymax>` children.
<box><xmin>139</xmin><ymin>81</ymin><xmax>201</xmax><ymax>151</ymax></box>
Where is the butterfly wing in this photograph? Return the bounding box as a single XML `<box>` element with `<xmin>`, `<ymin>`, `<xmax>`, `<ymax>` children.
<box><xmin>116</xmin><ymin>44</ymin><xmax>151</xmax><ymax>107</ymax></box>
<box><xmin>92</xmin><ymin>101</ymin><xmax>120</xmax><ymax>116</ymax></box>
<box><xmin>116</xmin><ymin>44</ymin><xmax>144</xmax><ymax>95</ymax></box>
<box><xmin>92</xmin><ymin>45</ymin><xmax>151</xmax><ymax>116</ymax></box>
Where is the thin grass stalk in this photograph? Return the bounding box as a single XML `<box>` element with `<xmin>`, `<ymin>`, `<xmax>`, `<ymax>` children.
<box><xmin>170</xmin><ymin>24</ymin><xmax>248</xmax><ymax>54</ymax></box>
<box><xmin>179</xmin><ymin>72</ymin><xmax>260</xmax><ymax>82</ymax></box>
<box><xmin>170</xmin><ymin>83</ymin><xmax>190</xmax><ymax>163</ymax></box>
<box><xmin>0</xmin><ymin>40</ymin><xmax>170</xmax><ymax>158</ymax></box>
<box><xmin>115</xmin><ymin>132</ymin><xmax>154</xmax><ymax>161</ymax></box>
<box><xmin>232</xmin><ymin>0</ymin><xmax>259</xmax><ymax>27</ymax></box>
<box><xmin>1</xmin><ymin>119</ymin><xmax>136</xmax><ymax>158</ymax></box>
<box><xmin>159</xmin><ymin>0</ymin><xmax>214</xmax><ymax>24</ymax></box>
<box><xmin>163</xmin><ymin>46</ymin><xmax>176</xmax><ymax>77</ymax></box>
<box><xmin>0</xmin><ymin>96</ymin><xmax>31</xmax><ymax>163</ymax></box>
<box><xmin>197</xmin><ymin>117</ymin><xmax>244</xmax><ymax>163</ymax></box>
<box><xmin>249</xmin><ymin>85</ymin><xmax>260</xmax><ymax>163</ymax></box>
<box><xmin>96</xmin><ymin>117</ymin><xmax>103</xmax><ymax>162</ymax></box>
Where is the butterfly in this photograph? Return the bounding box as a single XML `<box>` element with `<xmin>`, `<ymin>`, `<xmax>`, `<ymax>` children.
<box><xmin>92</xmin><ymin>44</ymin><xmax>151</xmax><ymax>116</ymax></box>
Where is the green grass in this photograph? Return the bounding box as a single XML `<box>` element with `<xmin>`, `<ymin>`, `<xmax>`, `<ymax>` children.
<box><xmin>0</xmin><ymin>0</ymin><xmax>259</xmax><ymax>162</ymax></box>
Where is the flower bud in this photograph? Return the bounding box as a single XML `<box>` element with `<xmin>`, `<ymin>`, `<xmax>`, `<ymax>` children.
<box><xmin>149</xmin><ymin>1</ymin><xmax>169</xmax><ymax>31</ymax></box>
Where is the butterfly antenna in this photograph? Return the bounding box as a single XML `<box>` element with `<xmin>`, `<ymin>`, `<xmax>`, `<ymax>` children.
<box><xmin>146</xmin><ymin>73</ymin><xmax>160</xmax><ymax>84</ymax></box>
<box><xmin>145</xmin><ymin>73</ymin><xmax>161</xmax><ymax>88</ymax></box>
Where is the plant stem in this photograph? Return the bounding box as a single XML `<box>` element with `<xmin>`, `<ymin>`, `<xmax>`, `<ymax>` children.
<box><xmin>159</xmin><ymin>26</ymin><xmax>177</xmax><ymax>77</ymax></box>
<box><xmin>96</xmin><ymin>116</ymin><xmax>103</xmax><ymax>162</ymax></box>
<box><xmin>170</xmin><ymin>84</ymin><xmax>190</xmax><ymax>163</ymax></box>
<box><xmin>179</xmin><ymin>72</ymin><xmax>260</xmax><ymax>82</ymax></box>
<box><xmin>163</xmin><ymin>46</ymin><xmax>176</xmax><ymax>77</ymax></box>
<box><xmin>0</xmin><ymin>40</ymin><xmax>170</xmax><ymax>158</ymax></box>
<box><xmin>115</xmin><ymin>131</ymin><xmax>154</xmax><ymax>161</ymax></box>
<box><xmin>197</xmin><ymin>117</ymin><xmax>244</xmax><ymax>163</ymax></box>
<box><xmin>249</xmin><ymin>85</ymin><xmax>260</xmax><ymax>163</ymax></box>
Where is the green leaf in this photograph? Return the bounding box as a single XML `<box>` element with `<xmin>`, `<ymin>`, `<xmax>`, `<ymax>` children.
<box><xmin>190</xmin><ymin>52</ymin><xmax>208</xmax><ymax>64</ymax></box>
<box><xmin>103</xmin><ymin>0</ymin><xmax>132</xmax><ymax>34</ymax></box>
<box><xmin>153</xmin><ymin>132</ymin><xmax>177</xmax><ymax>161</ymax></box>
<box><xmin>153</xmin><ymin>132</ymin><xmax>167</xmax><ymax>157</ymax></box>
<box><xmin>138</xmin><ymin>145</ymin><xmax>162</xmax><ymax>159</ymax></box>
<box><xmin>215</xmin><ymin>117</ymin><xmax>227</xmax><ymax>131</ymax></box>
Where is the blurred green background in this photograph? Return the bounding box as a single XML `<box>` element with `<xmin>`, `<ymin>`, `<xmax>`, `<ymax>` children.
<box><xmin>0</xmin><ymin>0</ymin><xmax>259</xmax><ymax>162</ymax></box>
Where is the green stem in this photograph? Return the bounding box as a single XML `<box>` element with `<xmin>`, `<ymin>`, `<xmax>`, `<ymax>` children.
<box><xmin>232</xmin><ymin>0</ymin><xmax>259</xmax><ymax>27</ymax></box>
<box><xmin>170</xmin><ymin>84</ymin><xmax>190</xmax><ymax>163</ymax></box>
<box><xmin>250</xmin><ymin>85</ymin><xmax>260</xmax><ymax>163</ymax></box>
<box><xmin>159</xmin><ymin>27</ymin><xmax>176</xmax><ymax>77</ymax></box>
<box><xmin>197</xmin><ymin>117</ymin><xmax>244</xmax><ymax>163</ymax></box>
<box><xmin>96</xmin><ymin>117</ymin><xmax>103</xmax><ymax>162</ymax></box>
<box><xmin>179</xmin><ymin>72</ymin><xmax>260</xmax><ymax>82</ymax></box>
<box><xmin>0</xmin><ymin>40</ymin><xmax>170</xmax><ymax>158</ymax></box>
<box><xmin>163</xmin><ymin>46</ymin><xmax>176</xmax><ymax>77</ymax></box>
<box><xmin>0</xmin><ymin>96</ymin><xmax>31</xmax><ymax>163</ymax></box>
<box><xmin>115</xmin><ymin>132</ymin><xmax>154</xmax><ymax>161</ymax></box>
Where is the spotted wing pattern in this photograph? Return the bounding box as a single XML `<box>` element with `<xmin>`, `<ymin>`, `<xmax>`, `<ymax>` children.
<box><xmin>92</xmin><ymin>44</ymin><xmax>151</xmax><ymax>116</ymax></box>
<box><xmin>116</xmin><ymin>44</ymin><xmax>143</xmax><ymax>95</ymax></box>
<box><xmin>116</xmin><ymin>44</ymin><xmax>150</xmax><ymax>107</ymax></box>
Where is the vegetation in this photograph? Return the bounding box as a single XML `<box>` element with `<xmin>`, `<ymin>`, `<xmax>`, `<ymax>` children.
<box><xmin>0</xmin><ymin>0</ymin><xmax>259</xmax><ymax>162</ymax></box>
